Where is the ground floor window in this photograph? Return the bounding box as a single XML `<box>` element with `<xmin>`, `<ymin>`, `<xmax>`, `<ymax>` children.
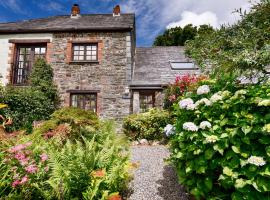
<box><xmin>70</xmin><ymin>93</ymin><xmax>97</xmax><ymax>112</ymax></box>
<box><xmin>139</xmin><ymin>91</ymin><xmax>155</xmax><ymax>112</ymax></box>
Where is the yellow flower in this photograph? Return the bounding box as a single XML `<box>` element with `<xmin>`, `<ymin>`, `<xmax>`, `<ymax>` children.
<box><xmin>0</xmin><ymin>104</ymin><xmax>7</xmax><ymax>109</ymax></box>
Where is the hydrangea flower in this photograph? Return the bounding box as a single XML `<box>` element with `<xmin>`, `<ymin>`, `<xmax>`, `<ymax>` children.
<box><xmin>12</xmin><ymin>180</ymin><xmax>21</xmax><ymax>188</ymax></box>
<box><xmin>197</xmin><ymin>85</ymin><xmax>210</xmax><ymax>95</ymax></box>
<box><xmin>235</xmin><ymin>89</ymin><xmax>247</xmax><ymax>96</ymax></box>
<box><xmin>205</xmin><ymin>135</ymin><xmax>218</xmax><ymax>143</ymax></box>
<box><xmin>258</xmin><ymin>99</ymin><xmax>270</xmax><ymax>106</ymax></box>
<box><xmin>186</xmin><ymin>103</ymin><xmax>196</xmax><ymax>110</ymax></box>
<box><xmin>183</xmin><ymin>122</ymin><xmax>198</xmax><ymax>132</ymax></box>
<box><xmin>247</xmin><ymin>156</ymin><xmax>266</xmax><ymax>166</ymax></box>
<box><xmin>199</xmin><ymin>121</ymin><xmax>212</xmax><ymax>129</ymax></box>
<box><xmin>164</xmin><ymin>124</ymin><xmax>175</xmax><ymax>136</ymax></box>
<box><xmin>195</xmin><ymin>98</ymin><xmax>212</xmax><ymax>107</ymax></box>
<box><xmin>179</xmin><ymin>98</ymin><xmax>194</xmax><ymax>109</ymax></box>
<box><xmin>210</xmin><ymin>93</ymin><xmax>223</xmax><ymax>103</ymax></box>
<box><xmin>263</xmin><ymin>124</ymin><xmax>270</xmax><ymax>133</ymax></box>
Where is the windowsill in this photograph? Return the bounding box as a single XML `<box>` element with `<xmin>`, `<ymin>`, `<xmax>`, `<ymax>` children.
<box><xmin>69</xmin><ymin>61</ymin><xmax>99</xmax><ymax>64</ymax></box>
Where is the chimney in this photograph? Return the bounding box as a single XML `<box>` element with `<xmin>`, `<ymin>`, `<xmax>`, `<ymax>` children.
<box><xmin>113</xmin><ymin>5</ymin><xmax>120</xmax><ymax>16</ymax></box>
<box><xmin>71</xmin><ymin>4</ymin><xmax>81</xmax><ymax>18</ymax></box>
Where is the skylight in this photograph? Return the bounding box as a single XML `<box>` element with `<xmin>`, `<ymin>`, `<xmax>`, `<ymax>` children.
<box><xmin>170</xmin><ymin>61</ymin><xmax>198</xmax><ymax>70</ymax></box>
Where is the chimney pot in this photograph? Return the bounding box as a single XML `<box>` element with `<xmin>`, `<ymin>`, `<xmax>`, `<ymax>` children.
<box><xmin>113</xmin><ymin>5</ymin><xmax>120</xmax><ymax>16</ymax></box>
<box><xmin>71</xmin><ymin>4</ymin><xmax>81</xmax><ymax>18</ymax></box>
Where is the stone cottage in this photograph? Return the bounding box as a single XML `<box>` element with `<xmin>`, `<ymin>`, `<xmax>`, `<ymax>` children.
<box><xmin>0</xmin><ymin>4</ymin><xmax>199</xmax><ymax>121</ymax></box>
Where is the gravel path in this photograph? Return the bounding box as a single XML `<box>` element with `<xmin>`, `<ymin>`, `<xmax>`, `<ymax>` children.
<box><xmin>128</xmin><ymin>145</ymin><xmax>189</xmax><ymax>200</ymax></box>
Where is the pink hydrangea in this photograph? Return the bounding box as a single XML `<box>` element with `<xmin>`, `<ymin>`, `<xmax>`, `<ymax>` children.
<box><xmin>25</xmin><ymin>164</ymin><xmax>38</xmax><ymax>174</ymax></box>
<box><xmin>14</xmin><ymin>152</ymin><xmax>30</xmax><ymax>166</ymax></box>
<box><xmin>44</xmin><ymin>166</ymin><xmax>49</xmax><ymax>172</ymax></box>
<box><xmin>40</xmin><ymin>153</ymin><xmax>48</xmax><ymax>162</ymax></box>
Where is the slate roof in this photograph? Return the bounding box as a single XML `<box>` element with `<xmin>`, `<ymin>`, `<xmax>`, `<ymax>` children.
<box><xmin>0</xmin><ymin>14</ymin><xmax>135</xmax><ymax>33</ymax></box>
<box><xmin>132</xmin><ymin>46</ymin><xmax>200</xmax><ymax>86</ymax></box>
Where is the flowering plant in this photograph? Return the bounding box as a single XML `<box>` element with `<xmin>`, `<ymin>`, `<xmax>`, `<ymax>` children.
<box><xmin>164</xmin><ymin>74</ymin><xmax>207</xmax><ymax>109</ymax></box>
<box><xmin>169</xmin><ymin>78</ymin><xmax>270</xmax><ymax>199</ymax></box>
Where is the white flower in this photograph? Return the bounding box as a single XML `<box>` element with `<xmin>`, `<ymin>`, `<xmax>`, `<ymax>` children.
<box><xmin>183</xmin><ymin>122</ymin><xmax>198</xmax><ymax>132</ymax></box>
<box><xmin>221</xmin><ymin>90</ymin><xmax>231</xmax><ymax>98</ymax></box>
<box><xmin>199</xmin><ymin>121</ymin><xmax>212</xmax><ymax>129</ymax></box>
<box><xmin>210</xmin><ymin>93</ymin><xmax>223</xmax><ymax>103</ymax></box>
<box><xmin>186</xmin><ymin>103</ymin><xmax>196</xmax><ymax>110</ymax></box>
<box><xmin>235</xmin><ymin>89</ymin><xmax>247</xmax><ymax>96</ymax></box>
<box><xmin>197</xmin><ymin>85</ymin><xmax>210</xmax><ymax>95</ymax></box>
<box><xmin>164</xmin><ymin>124</ymin><xmax>175</xmax><ymax>136</ymax></box>
<box><xmin>205</xmin><ymin>135</ymin><xmax>218</xmax><ymax>143</ymax></box>
<box><xmin>247</xmin><ymin>156</ymin><xmax>266</xmax><ymax>166</ymax></box>
<box><xmin>195</xmin><ymin>98</ymin><xmax>212</xmax><ymax>107</ymax></box>
<box><xmin>179</xmin><ymin>98</ymin><xmax>194</xmax><ymax>109</ymax></box>
<box><xmin>258</xmin><ymin>99</ymin><xmax>270</xmax><ymax>106</ymax></box>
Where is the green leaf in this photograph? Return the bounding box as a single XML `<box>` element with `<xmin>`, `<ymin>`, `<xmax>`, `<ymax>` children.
<box><xmin>232</xmin><ymin>146</ymin><xmax>240</xmax><ymax>154</ymax></box>
<box><xmin>205</xmin><ymin>148</ymin><xmax>215</xmax><ymax>160</ymax></box>
<box><xmin>204</xmin><ymin>177</ymin><xmax>213</xmax><ymax>190</ymax></box>
<box><xmin>241</xmin><ymin>126</ymin><xmax>252</xmax><ymax>135</ymax></box>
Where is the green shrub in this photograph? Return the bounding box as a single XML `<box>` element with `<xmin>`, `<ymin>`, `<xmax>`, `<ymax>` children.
<box><xmin>1</xmin><ymin>87</ymin><xmax>55</xmax><ymax>132</ymax></box>
<box><xmin>0</xmin><ymin>109</ymin><xmax>130</xmax><ymax>199</ymax></box>
<box><xmin>0</xmin><ymin>58</ymin><xmax>59</xmax><ymax>132</ymax></box>
<box><xmin>32</xmin><ymin>107</ymin><xmax>99</xmax><ymax>142</ymax></box>
<box><xmin>169</xmin><ymin>79</ymin><xmax>270</xmax><ymax>199</ymax></box>
<box><xmin>123</xmin><ymin>108</ymin><xmax>170</xmax><ymax>140</ymax></box>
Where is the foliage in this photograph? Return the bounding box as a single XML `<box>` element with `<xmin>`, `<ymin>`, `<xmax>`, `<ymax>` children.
<box><xmin>153</xmin><ymin>24</ymin><xmax>214</xmax><ymax>46</ymax></box>
<box><xmin>0</xmin><ymin>108</ymin><xmax>130</xmax><ymax>200</ymax></box>
<box><xmin>0</xmin><ymin>59</ymin><xmax>59</xmax><ymax>132</ymax></box>
<box><xmin>164</xmin><ymin>74</ymin><xmax>207</xmax><ymax>109</ymax></box>
<box><xmin>185</xmin><ymin>1</ymin><xmax>270</xmax><ymax>76</ymax></box>
<box><xmin>0</xmin><ymin>87</ymin><xmax>55</xmax><ymax>132</ymax></box>
<box><xmin>123</xmin><ymin>108</ymin><xmax>170</xmax><ymax>140</ymax></box>
<box><xmin>169</xmin><ymin>78</ymin><xmax>270</xmax><ymax>199</ymax></box>
<box><xmin>29</xmin><ymin>58</ymin><xmax>60</xmax><ymax>108</ymax></box>
<box><xmin>32</xmin><ymin>107</ymin><xmax>99</xmax><ymax>142</ymax></box>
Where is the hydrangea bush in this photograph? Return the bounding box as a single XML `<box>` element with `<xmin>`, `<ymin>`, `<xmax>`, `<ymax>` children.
<box><xmin>168</xmin><ymin>79</ymin><xmax>270</xmax><ymax>199</ymax></box>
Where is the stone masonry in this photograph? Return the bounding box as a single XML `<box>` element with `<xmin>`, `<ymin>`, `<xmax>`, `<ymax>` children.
<box><xmin>50</xmin><ymin>32</ymin><xmax>132</xmax><ymax>121</ymax></box>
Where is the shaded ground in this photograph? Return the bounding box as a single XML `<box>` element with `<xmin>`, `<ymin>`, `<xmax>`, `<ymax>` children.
<box><xmin>128</xmin><ymin>145</ymin><xmax>189</xmax><ymax>200</ymax></box>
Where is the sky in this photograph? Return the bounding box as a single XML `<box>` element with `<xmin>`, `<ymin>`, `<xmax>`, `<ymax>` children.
<box><xmin>0</xmin><ymin>0</ymin><xmax>256</xmax><ymax>46</ymax></box>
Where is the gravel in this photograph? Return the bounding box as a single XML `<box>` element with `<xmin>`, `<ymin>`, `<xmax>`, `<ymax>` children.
<box><xmin>128</xmin><ymin>145</ymin><xmax>189</xmax><ymax>200</ymax></box>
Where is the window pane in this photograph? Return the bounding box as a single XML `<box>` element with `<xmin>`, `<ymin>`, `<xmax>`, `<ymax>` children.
<box><xmin>79</xmin><ymin>51</ymin><xmax>84</xmax><ymax>56</ymax></box>
<box><xmin>74</xmin><ymin>46</ymin><xmax>79</xmax><ymax>50</ymax></box>
<box><xmin>35</xmin><ymin>48</ymin><xmax>40</xmax><ymax>54</ymax></box>
<box><xmin>79</xmin><ymin>46</ymin><xmax>84</xmax><ymax>50</ymax></box>
<box><xmin>71</xmin><ymin>93</ymin><xmax>97</xmax><ymax>112</ymax></box>
<box><xmin>40</xmin><ymin>48</ymin><xmax>46</xmax><ymax>54</ymax></box>
<box><xmin>74</xmin><ymin>51</ymin><xmax>79</xmax><ymax>55</ymax></box>
<box><xmin>86</xmin><ymin>56</ymin><xmax>91</xmax><ymax>60</ymax></box>
<box><xmin>73</xmin><ymin>56</ymin><xmax>79</xmax><ymax>60</ymax></box>
<box><xmin>92</xmin><ymin>51</ymin><xmax>96</xmax><ymax>56</ymax></box>
<box><xmin>92</xmin><ymin>45</ymin><xmax>97</xmax><ymax>50</ymax></box>
<box><xmin>78</xmin><ymin>56</ymin><xmax>84</xmax><ymax>60</ymax></box>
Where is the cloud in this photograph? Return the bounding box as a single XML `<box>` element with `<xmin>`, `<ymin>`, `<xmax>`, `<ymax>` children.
<box><xmin>167</xmin><ymin>11</ymin><xmax>219</xmax><ymax>29</ymax></box>
<box><xmin>38</xmin><ymin>1</ymin><xmax>65</xmax><ymax>12</ymax></box>
<box><xmin>120</xmin><ymin>0</ymin><xmax>253</xmax><ymax>46</ymax></box>
<box><xmin>0</xmin><ymin>0</ymin><xmax>25</xmax><ymax>14</ymax></box>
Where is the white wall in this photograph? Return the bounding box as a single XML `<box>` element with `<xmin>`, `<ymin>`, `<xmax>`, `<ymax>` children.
<box><xmin>0</xmin><ymin>33</ymin><xmax>53</xmax><ymax>85</ymax></box>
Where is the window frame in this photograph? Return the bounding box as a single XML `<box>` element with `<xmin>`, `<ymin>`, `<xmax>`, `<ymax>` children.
<box><xmin>12</xmin><ymin>44</ymin><xmax>47</xmax><ymax>85</ymax></box>
<box><xmin>69</xmin><ymin>92</ymin><xmax>98</xmax><ymax>113</ymax></box>
<box><xmin>71</xmin><ymin>43</ymin><xmax>98</xmax><ymax>63</ymax></box>
<box><xmin>139</xmin><ymin>90</ymin><xmax>156</xmax><ymax>113</ymax></box>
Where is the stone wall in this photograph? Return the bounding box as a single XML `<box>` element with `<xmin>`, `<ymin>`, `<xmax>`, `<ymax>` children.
<box><xmin>50</xmin><ymin>32</ymin><xmax>132</xmax><ymax>121</ymax></box>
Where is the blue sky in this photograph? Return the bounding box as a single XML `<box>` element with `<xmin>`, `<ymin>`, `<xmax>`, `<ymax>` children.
<box><xmin>0</xmin><ymin>0</ymin><xmax>253</xmax><ymax>46</ymax></box>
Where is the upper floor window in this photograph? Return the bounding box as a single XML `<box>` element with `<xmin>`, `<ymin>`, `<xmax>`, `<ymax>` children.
<box><xmin>13</xmin><ymin>45</ymin><xmax>46</xmax><ymax>85</ymax></box>
<box><xmin>170</xmin><ymin>61</ymin><xmax>198</xmax><ymax>70</ymax></box>
<box><xmin>72</xmin><ymin>43</ymin><xmax>98</xmax><ymax>62</ymax></box>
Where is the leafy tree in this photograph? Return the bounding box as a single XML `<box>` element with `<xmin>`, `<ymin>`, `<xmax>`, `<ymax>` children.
<box><xmin>185</xmin><ymin>0</ymin><xmax>270</xmax><ymax>76</ymax></box>
<box><xmin>153</xmin><ymin>24</ymin><xmax>214</xmax><ymax>46</ymax></box>
<box><xmin>29</xmin><ymin>58</ymin><xmax>60</xmax><ymax>109</ymax></box>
